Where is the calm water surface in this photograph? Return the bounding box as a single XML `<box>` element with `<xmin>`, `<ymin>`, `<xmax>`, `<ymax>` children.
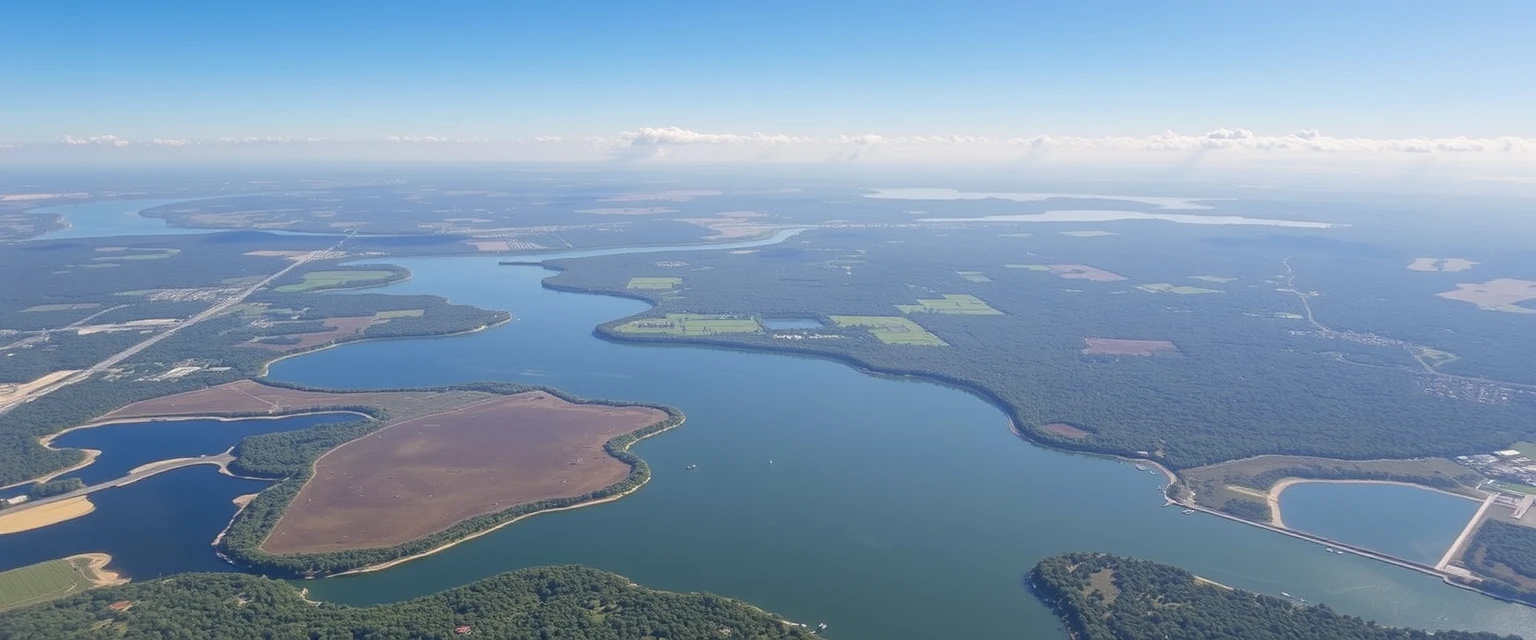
<box><xmin>0</xmin><ymin>466</ymin><xmax>268</xmax><ymax>579</ymax></box>
<box><xmin>50</xmin><ymin>413</ymin><xmax>360</xmax><ymax>486</ymax></box>
<box><xmin>1279</xmin><ymin>482</ymin><xmax>1480</xmax><ymax>566</ymax></box>
<box><xmin>31</xmin><ymin>198</ymin><xmax>214</xmax><ymax>239</ymax></box>
<box><xmin>263</xmin><ymin>254</ymin><xmax>1536</xmax><ymax>638</ymax></box>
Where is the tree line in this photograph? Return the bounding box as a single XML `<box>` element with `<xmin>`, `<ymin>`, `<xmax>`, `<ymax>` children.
<box><xmin>0</xmin><ymin>565</ymin><xmax>818</xmax><ymax>639</ymax></box>
<box><xmin>1030</xmin><ymin>553</ymin><xmax>1520</xmax><ymax>640</ymax></box>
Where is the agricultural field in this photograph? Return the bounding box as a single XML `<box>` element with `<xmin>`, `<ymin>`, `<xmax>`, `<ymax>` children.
<box><xmin>1136</xmin><ymin>283</ymin><xmax>1221</xmax><ymax>295</ymax></box>
<box><xmin>1081</xmin><ymin>338</ymin><xmax>1178</xmax><ymax>356</ymax></box>
<box><xmin>1189</xmin><ymin>275</ymin><xmax>1237</xmax><ymax>283</ymax></box>
<box><xmin>91</xmin><ymin>247</ymin><xmax>180</xmax><ymax>262</ymax></box>
<box><xmin>1178</xmin><ymin>454</ymin><xmax>1484</xmax><ymax>515</ymax></box>
<box><xmin>21</xmin><ymin>303</ymin><xmax>100</xmax><ymax>313</ymax></box>
<box><xmin>626</xmin><ymin>277</ymin><xmax>683</xmax><ymax>290</ymax></box>
<box><xmin>613</xmin><ymin>313</ymin><xmax>761</xmax><ymax>336</ymax></box>
<box><xmin>1007</xmin><ymin>264</ymin><xmax>1127</xmax><ymax>282</ymax></box>
<box><xmin>896</xmin><ymin>294</ymin><xmax>1003</xmax><ymax>315</ymax></box>
<box><xmin>274</xmin><ymin>270</ymin><xmax>398</xmax><ymax>293</ymax></box>
<box><xmin>829</xmin><ymin>316</ymin><xmax>948</xmax><ymax>346</ymax></box>
<box><xmin>262</xmin><ymin>391</ymin><xmax>669</xmax><ymax>553</ymax></box>
<box><xmin>1437</xmin><ymin>278</ymin><xmax>1536</xmax><ymax>313</ymax></box>
<box><xmin>955</xmin><ymin>271</ymin><xmax>991</xmax><ymax>283</ymax></box>
<box><xmin>0</xmin><ymin>554</ymin><xmax>120</xmax><ymax>613</ymax></box>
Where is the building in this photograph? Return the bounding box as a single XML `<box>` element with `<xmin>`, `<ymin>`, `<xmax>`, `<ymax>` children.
<box><xmin>2</xmin><ymin>495</ymin><xmax>28</xmax><ymax>507</ymax></box>
<box><xmin>1495</xmin><ymin>449</ymin><xmax>1523</xmax><ymax>458</ymax></box>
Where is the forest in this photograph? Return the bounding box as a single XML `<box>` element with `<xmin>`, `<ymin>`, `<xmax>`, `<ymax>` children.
<box><xmin>1461</xmin><ymin>520</ymin><xmax>1536</xmax><ymax>606</ymax></box>
<box><xmin>0</xmin><ymin>565</ymin><xmax>818</xmax><ymax>639</ymax></box>
<box><xmin>215</xmin><ymin>381</ymin><xmax>682</xmax><ymax>577</ymax></box>
<box><xmin>543</xmin><ymin>223</ymin><xmax>1536</xmax><ymax>468</ymax></box>
<box><xmin>1029</xmin><ymin>553</ymin><xmax>1520</xmax><ymax>640</ymax></box>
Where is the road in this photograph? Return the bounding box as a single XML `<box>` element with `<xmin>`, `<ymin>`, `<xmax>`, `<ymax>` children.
<box><xmin>1437</xmin><ymin>493</ymin><xmax>1497</xmax><ymax>571</ymax></box>
<box><xmin>0</xmin><ymin>234</ymin><xmax>349</xmax><ymax>415</ymax></box>
<box><xmin>2</xmin><ymin>452</ymin><xmax>236</xmax><ymax>514</ymax></box>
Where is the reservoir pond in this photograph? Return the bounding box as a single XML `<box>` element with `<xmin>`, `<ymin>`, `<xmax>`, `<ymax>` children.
<box><xmin>1277</xmin><ymin>482</ymin><xmax>1480</xmax><ymax>566</ymax></box>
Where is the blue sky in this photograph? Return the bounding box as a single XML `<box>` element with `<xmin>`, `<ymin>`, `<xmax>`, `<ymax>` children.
<box><xmin>2</xmin><ymin>0</ymin><xmax>1532</xmax><ymax>145</ymax></box>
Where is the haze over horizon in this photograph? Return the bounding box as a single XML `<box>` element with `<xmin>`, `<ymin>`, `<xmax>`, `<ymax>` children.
<box><xmin>3</xmin><ymin>1</ymin><xmax>1535</xmax><ymax>185</ymax></box>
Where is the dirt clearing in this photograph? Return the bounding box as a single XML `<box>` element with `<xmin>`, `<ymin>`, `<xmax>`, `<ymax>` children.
<box><xmin>1438</xmin><ymin>278</ymin><xmax>1536</xmax><ymax>313</ymax></box>
<box><xmin>260</xmin><ymin>391</ymin><xmax>669</xmax><ymax>554</ymax></box>
<box><xmin>1082</xmin><ymin>338</ymin><xmax>1178</xmax><ymax>356</ymax></box>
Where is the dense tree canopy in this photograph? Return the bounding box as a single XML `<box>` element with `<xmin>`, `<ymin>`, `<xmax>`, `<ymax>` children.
<box><xmin>1030</xmin><ymin>553</ymin><xmax>1520</xmax><ymax>640</ymax></box>
<box><xmin>0</xmin><ymin>566</ymin><xmax>818</xmax><ymax>639</ymax></box>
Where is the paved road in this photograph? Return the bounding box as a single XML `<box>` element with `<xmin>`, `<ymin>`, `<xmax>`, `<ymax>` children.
<box><xmin>0</xmin><ymin>234</ymin><xmax>349</xmax><ymax>415</ymax></box>
<box><xmin>3</xmin><ymin>452</ymin><xmax>236</xmax><ymax>515</ymax></box>
<box><xmin>1437</xmin><ymin>493</ymin><xmax>1497</xmax><ymax>571</ymax></box>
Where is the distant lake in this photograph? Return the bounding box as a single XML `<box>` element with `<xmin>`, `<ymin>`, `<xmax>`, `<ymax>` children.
<box><xmin>31</xmin><ymin>198</ymin><xmax>216</xmax><ymax>239</ymax></box>
<box><xmin>919</xmin><ymin>209</ymin><xmax>1335</xmax><ymax>229</ymax></box>
<box><xmin>50</xmin><ymin>413</ymin><xmax>361</xmax><ymax>486</ymax></box>
<box><xmin>866</xmin><ymin>187</ymin><xmax>1223</xmax><ymax>211</ymax></box>
<box><xmin>1278</xmin><ymin>482</ymin><xmax>1480</xmax><ymax>566</ymax></box>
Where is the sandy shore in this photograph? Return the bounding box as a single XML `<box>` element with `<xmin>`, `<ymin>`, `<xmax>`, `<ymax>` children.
<box><xmin>73</xmin><ymin>553</ymin><xmax>127</xmax><ymax>587</ymax></box>
<box><xmin>0</xmin><ymin>496</ymin><xmax>96</xmax><ymax>534</ymax></box>
<box><xmin>1265</xmin><ymin>477</ymin><xmax>1485</xmax><ymax>530</ymax></box>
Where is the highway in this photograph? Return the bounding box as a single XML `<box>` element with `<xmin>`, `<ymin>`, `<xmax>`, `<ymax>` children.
<box><xmin>0</xmin><ymin>234</ymin><xmax>349</xmax><ymax>416</ymax></box>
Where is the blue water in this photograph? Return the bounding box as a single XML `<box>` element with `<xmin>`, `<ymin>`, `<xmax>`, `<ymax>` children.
<box><xmin>49</xmin><ymin>413</ymin><xmax>361</xmax><ymax>486</ymax></box>
<box><xmin>1279</xmin><ymin>482</ymin><xmax>1481</xmax><ymax>566</ymax></box>
<box><xmin>0</xmin><ymin>466</ymin><xmax>269</xmax><ymax>580</ymax></box>
<box><xmin>261</xmin><ymin>256</ymin><xmax>1536</xmax><ymax>638</ymax></box>
<box><xmin>31</xmin><ymin>198</ymin><xmax>216</xmax><ymax>239</ymax></box>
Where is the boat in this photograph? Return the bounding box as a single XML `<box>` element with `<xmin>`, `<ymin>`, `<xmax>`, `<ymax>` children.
<box><xmin>1325</xmin><ymin>547</ymin><xmax>1334</xmax><ymax>553</ymax></box>
<box><xmin>1134</xmin><ymin>464</ymin><xmax>1147</xmax><ymax>471</ymax></box>
<box><xmin>686</xmin><ymin>464</ymin><xmax>697</xmax><ymax>470</ymax></box>
<box><xmin>1281</xmin><ymin>592</ymin><xmax>1292</xmax><ymax>598</ymax></box>
<box><xmin>1182</xmin><ymin>509</ymin><xmax>1195</xmax><ymax>515</ymax></box>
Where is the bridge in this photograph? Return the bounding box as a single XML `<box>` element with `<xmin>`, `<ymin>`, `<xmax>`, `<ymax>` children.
<box><xmin>2</xmin><ymin>451</ymin><xmax>236</xmax><ymax>516</ymax></box>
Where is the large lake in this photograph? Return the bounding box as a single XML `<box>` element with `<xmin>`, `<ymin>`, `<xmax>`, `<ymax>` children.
<box><xmin>260</xmin><ymin>253</ymin><xmax>1536</xmax><ymax>638</ymax></box>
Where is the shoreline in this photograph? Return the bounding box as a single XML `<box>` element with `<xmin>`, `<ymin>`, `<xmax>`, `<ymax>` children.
<box><xmin>73</xmin><ymin>552</ymin><xmax>127</xmax><ymax>588</ymax></box>
<box><xmin>325</xmin><ymin>415</ymin><xmax>684</xmax><ymax>576</ymax></box>
<box><xmin>1265</xmin><ymin>477</ymin><xmax>1487</xmax><ymax>530</ymax></box>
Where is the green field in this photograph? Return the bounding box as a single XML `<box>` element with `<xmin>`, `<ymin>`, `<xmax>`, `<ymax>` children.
<box><xmin>955</xmin><ymin>271</ymin><xmax>992</xmax><ymax>283</ymax></box>
<box><xmin>627</xmin><ymin>277</ymin><xmax>683</xmax><ymax>290</ymax></box>
<box><xmin>22</xmin><ymin>303</ymin><xmax>100</xmax><ymax>313</ymax></box>
<box><xmin>896</xmin><ymin>294</ymin><xmax>1003</xmax><ymax>315</ymax></box>
<box><xmin>1514</xmin><ymin>442</ymin><xmax>1536</xmax><ymax>458</ymax></box>
<box><xmin>372</xmin><ymin>309</ymin><xmax>425</xmax><ymax>320</ymax></box>
<box><xmin>274</xmin><ymin>270</ymin><xmax>397</xmax><ymax>293</ymax></box>
<box><xmin>614</xmin><ymin>313</ymin><xmax>762</xmax><ymax>336</ymax></box>
<box><xmin>0</xmin><ymin>557</ymin><xmax>97</xmax><ymax>613</ymax></box>
<box><xmin>1004</xmin><ymin>264</ymin><xmax>1051</xmax><ymax>271</ymax></box>
<box><xmin>1189</xmin><ymin>275</ymin><xmax>1237</xmax><ymax>283</ymax></box>
<box><xmin>1137</xmin><ymin>283</ymin><xmax>1221</xmax><ymax>295</ymax></box>
<box><xmin>90</xmin><ymin>248</ymin><xmax>180</xmax><ymax>262</ymax></box>
<box><xmin>829</xmin><ymin>315</ymin><xmax>948</xmax><ymax>345</ymax></box>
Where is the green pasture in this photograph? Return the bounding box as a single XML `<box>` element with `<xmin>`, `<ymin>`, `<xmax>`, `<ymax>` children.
<box><xmin>274</xmin><ymin>270</ymin><xmax>397</xmax><ymax>293</ymax></box>
<box><xmin>1136</xmin><ymin>283</ymin><xmax>1221</xmax><ymax>295</ymax></box>
<box><xmin>1005</xmin><ymin>264</ymin><xmax>1051</xmax><ymax>271</ymax></box>
<box><xmin>614</xmin><ymin>313</ymin><xmax>762</xmax><ymax>336</ymax></box>
<box><xmin>896</xmin><ymin>294</ymin><xmax>1003</xmax><ymax>315</ymax></box>
<box><xmin>0</xmin><ymin>557</ymin><xmax>94</xmax><ymax>613</ymax></box>
<box><xmin>22</xmin><ymin>303</ymin><xmax>100</xmax><ymax>313</ymax></box>
<box><xmin>955</xmin><ymin>271</ymin><xmax>992</xmax><ymax>283</ymax></box>
<box><xmin>1189</xmin><ymin>275</ymin><xmax>1237</xmax><ymax>283</ymax></box>
<box><xmin>627</xmin><ymin>277</ymin><xmax>683</xmax><ymax>290</ymax></box>
<box><xmin>829</xmin><ymin>315</ymin><xmax>948</xmax><ymax>346</ymax></box>
<box><xmin>372</xmin><ymin>309</ymin><xmax>425</xmax><ymax>320</ymax></box>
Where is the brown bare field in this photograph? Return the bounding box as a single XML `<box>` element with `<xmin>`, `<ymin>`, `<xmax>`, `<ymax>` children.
<box><xmin>1437</xmin><ymin>278</ymin><xmax>1536</xmax><ymax>313</ymax></box>
<box><xmin>0</xmin><ymin>497</ymin><xmax>96</xmax><ymax>534</ymax></box>
<box><xmin>261</xmin><ymin>391</ymin><xmax>668</xmax><ymax>554</ymax></box>
<box><xmin>99</xmin><ymin>379</ymin><xmax>492</xmax><ymax>423</ymax></box>
<box><xmin>468</xmin><ymin>240</ymin><xmax>512</xmax><ymax>252</ymax></box>
<box><xmin>1082</xmin><ymin>338</ymin><xmax>1178</xmax><ymax>356</ymax></box>
<box><xmin>244</xmin><ymin>316</ymin><xmax>375</xmax><ymax>352</ymax></box>
<box><xmin>1047</xmin><ymin>264</ymin><xmax>1127</xmax><ymax>282</ymax></box>
<box><xmin>1043</xmin><ymin>423</ymin><xmax>1090</xmax><ymax>439</ymax></box>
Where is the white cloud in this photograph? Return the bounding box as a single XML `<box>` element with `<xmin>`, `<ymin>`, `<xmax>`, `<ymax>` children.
<box><xmin>150</xmin><ymin>138</ymin><xmax>189</xmax><ymax>147</ymax></box>
<box><xmin>61</xmin><ymin>134</ymin><xmax>129</xmax><ymax>147</ymax></box>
